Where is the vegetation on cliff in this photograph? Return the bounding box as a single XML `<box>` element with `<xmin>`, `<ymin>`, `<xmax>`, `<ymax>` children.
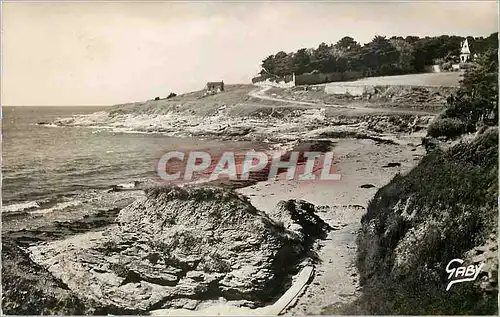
<box><xmin>428</xmin><ymin>48</ymin><xmax>498</xmax><ymax>138</ymax></box>
<box><xmin>352</xmin><ymin>128</ymin><xmax>498</xmax><ymax>314</ymax></box>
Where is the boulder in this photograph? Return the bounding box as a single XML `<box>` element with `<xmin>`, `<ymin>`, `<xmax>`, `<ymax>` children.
<box><xmin>1</xmin><ymin>238</ymin><xmax>95</xmax><ymax>315</ymax></box>
<box><xmin>27</xmin><ymin>185</ymin><xmax>331</xmax><ymax>313</ymax></box>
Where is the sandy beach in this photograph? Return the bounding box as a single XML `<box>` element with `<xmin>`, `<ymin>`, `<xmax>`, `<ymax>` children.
<box><xmin>237</xmin><ymin>135</ymin><xmax>426</xmax><ymax>314</ymax></box>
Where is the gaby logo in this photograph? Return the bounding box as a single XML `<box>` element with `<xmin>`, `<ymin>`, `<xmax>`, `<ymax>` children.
<box><xmin>445</xmin><ymin>258</ymin><xmax>484</xmax><ymax>291</ymax></box>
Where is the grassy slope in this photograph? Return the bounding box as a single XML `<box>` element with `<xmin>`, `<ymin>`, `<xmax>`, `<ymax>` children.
<box><xmin>341</xmin><ymin>128</ymin><xmax>498</xmax><ymax>315</ymax></box>
<box><xmin>108</xmin><ymin>84</ymin><xmax>255</xmax><ymax>117</ymax></box>
<box><xmin>267</xmin><ymin>85</ymin><xmax>457</xmax><ymax>113</ymax></box>
<box><xmin>331</xmin><ymin>72</ymin><xmax>462</xmax><ymax>87</ymax></box>
<box><xmin>107</xmin><ymin>74</ymin><xmax>459</xmax><ymax>119</ymax></box>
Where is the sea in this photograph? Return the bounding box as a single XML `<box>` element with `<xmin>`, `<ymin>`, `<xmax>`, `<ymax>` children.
<box><xmin>1</xmin><ymin>106</ymin><xmax>259</xmax><ymax>219</ymax></box>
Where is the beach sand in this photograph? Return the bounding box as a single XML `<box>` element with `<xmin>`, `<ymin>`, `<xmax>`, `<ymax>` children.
<box><xmin>236</xmin><ymin>135</ymin><xmax>426</xmax><ymax>315</ymax></box>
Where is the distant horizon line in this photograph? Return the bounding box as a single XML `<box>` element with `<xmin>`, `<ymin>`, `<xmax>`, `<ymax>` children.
<box><xmin>2</xmin><ymin>82</ymin><xmax>256</xmax><ymax>107</ymax></box>
<box><xmin>2</xmin><ymin>104</ymin><xmax>113</xmax><ymax>107</ymax></box>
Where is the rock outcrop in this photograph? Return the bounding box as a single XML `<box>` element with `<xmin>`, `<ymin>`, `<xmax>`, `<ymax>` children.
<box><xmin>27</xmin><ymin>185</ymin><xmax>331</xmax><ymax>314</ymax></box>
<box><xmin>1</xmin><ymin>237</ymin><xmax>95</xmax><ymax>315</ymax></box>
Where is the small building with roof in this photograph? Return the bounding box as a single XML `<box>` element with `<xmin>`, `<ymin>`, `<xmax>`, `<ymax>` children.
<box><xmin>206</xmin><ymin>81</ymin><xmax>224</xmax><ymax>93</ymax></box>
<box><xmin>460</xmin><ymin>38</ymin><xmax>471</xmax><ymax>63</ymax></box>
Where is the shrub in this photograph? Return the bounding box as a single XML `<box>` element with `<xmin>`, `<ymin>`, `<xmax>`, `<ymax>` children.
<box><xmin>426</xmin><ymin>48</ymin><xmax>498</xmax><ymax>139</ymax></box>
<box><xmin>441</xmin><ymin>61</ymin><xmax>453</xmax><ymax>71</ymax></box>
<box><xmin>427</xmin><ymin>117</ymin><xmax>467</xmax><ymax>139</ymax></box>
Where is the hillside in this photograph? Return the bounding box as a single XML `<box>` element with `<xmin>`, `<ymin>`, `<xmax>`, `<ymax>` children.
<box><xmin>266</xmin><ymin>81</ymin><xmax>458</xmax><ymax>113</ymax></box>
<box><xmin>108</xmin><ymin>84</ymin><xmax>255</xmax><ymax>117</ymax></box>
<box><xmin>351</xmin><ymin>128</ymin><xmax>498</xmax><ymax>315</ymax></box>
<box><xmin>334</xmin><ymin>48</ymin><xmax>499</xmax><ymax>315</ymax></box>
<box><xmin>325</xmin><ymin>72</ymin><xmax>461</xmax><ymax>87</ymax></box>
<box><xmin>51</xmin><ymin>81</ymin><xmax>440</xmax><ymax>144</ymax></box>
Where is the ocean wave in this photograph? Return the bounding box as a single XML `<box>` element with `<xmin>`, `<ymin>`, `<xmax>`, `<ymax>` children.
<box><xmin>116</xmin><ymin>182</ymin><xmax>140</xmax><ymax>189</ymax></box>
<box><xmin>29</xmin><ymin>200</ymin><xmax>82</xmax><ymax>215</ymax></box>
<box><xmin>36</xmin><ymin>123</ymin><xmax>61</xmax><ymax>128</ymax></box>
<box><xmin>2</xmin><ymin>201</ymin><xmax>40</xmax><ymax>214</ymax></box>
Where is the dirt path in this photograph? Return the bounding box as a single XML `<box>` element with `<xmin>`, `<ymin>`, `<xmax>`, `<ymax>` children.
<box><xmin>249</xmin><ymin>85</ymin><xmax>437</xmax><ymax>115</ymax></box>
<box><xmin>249</xmin><ymin>86</ymin><xmax>343</xmax><ymax>108</ymax></box>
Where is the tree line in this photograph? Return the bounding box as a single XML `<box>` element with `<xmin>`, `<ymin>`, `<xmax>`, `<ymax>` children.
<box><xmin>258</xmin><ymin>32</ymin><xmax>498</xmax><ymax>79</ymax></box>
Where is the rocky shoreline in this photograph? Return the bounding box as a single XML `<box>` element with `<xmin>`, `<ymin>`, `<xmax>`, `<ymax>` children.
<box><xmin>3</xmin><ymin>186</ymin><xmax>336</xmax><ymax>314</ymax></box>
<box><xmin>47</xmin><ymin>107</ymin><xmax>433</xmax><ymax>144</ymax></box>
<box><xmin>43</xmin><ymin>83</ymin><xmax>438</xmax><ymax>144</ymax></box>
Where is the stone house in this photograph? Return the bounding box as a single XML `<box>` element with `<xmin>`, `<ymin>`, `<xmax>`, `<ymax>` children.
<box><xmin>206</xmin><ymin>81</ymin><xmax>224</xmax><ymax>93</ymax></box>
